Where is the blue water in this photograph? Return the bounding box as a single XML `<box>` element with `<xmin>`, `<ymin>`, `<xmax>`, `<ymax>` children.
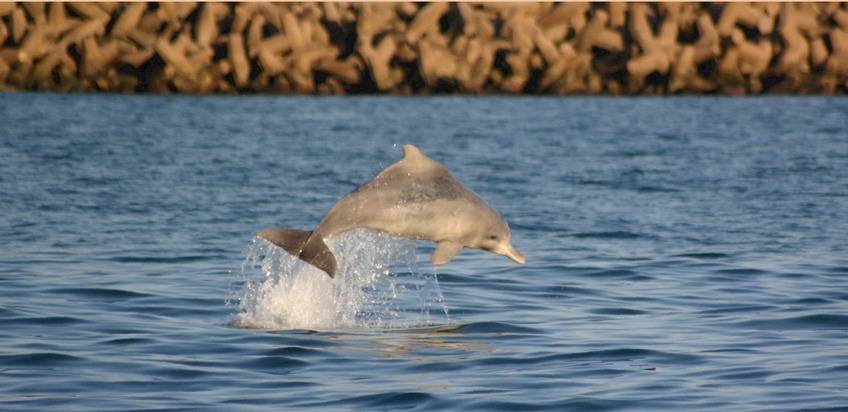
<box><xmin>2</xmin><ymin>94</ymin><xmax>848</xmax><ymax>411</ymax></box>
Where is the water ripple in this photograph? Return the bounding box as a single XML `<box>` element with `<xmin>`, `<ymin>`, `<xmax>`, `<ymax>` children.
<box><xmin>4</xmin><ymin>316</ymin><xmax>89</xmax><ymax>326</ymax></box>
<box><xmin>48</xmin><ymin>287</ymin><xmax>152</xmax><ymax>300</ymax></box>
<box><xmin>1</xmin><ymin>352</ymin><xmax>83</xmax><ymax>366</ymax></box>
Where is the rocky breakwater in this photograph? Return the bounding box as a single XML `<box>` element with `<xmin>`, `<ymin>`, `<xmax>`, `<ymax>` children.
<box><xmin>1</xmin><ymin>2</ymin><xmax>847</xmax><ymax>94</ymax></box>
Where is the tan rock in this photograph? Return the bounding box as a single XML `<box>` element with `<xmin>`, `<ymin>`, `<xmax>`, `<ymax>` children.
<box><xmin>322</xmin><ymin>2</ymin><xmax>340</xmax><ymax>25</ymax></box>
<box><xmin>195</xmin><ymin>4</ymin><xmax>219</xmax><ymax>48</ymax></box>
<box><xmin>23</xmin><ymin>3</ymin><xmax>47</xmax><ymax>25</ymax></box>
<box><xmin>419</xmin><ymin>36</ymin><xmax>459</xmax><ymax>87</ymax></box>
<box><xmin>736</xmin><ymin>35</ymin><xmax>771</xmax><ymax>78</ymax></box>
<box><xmin>629</xmin><ymin>3</ymin><xmax>659</xmax><ymax>53</ymax></box>
<box><xmin>118</xmin><ymin>45</ymin><xmax>156</xmax><ymax>68</ymax></box>
<box><xmin>669</xmin><ymin>45</ymin><xmax>698</xmax><ymax>92</ymax></box>
<box><xmin>717</xmin><ymin>46</ymin><xmax>744</xmax><ymax>85</ymax></box>
<box><xmin>407</xmin><ymin>2</ymin><xmax>448</xmax><ymax>43</ymax></box>
<box><xmin>627</xmin><ymin>51</ymin><xmax>670</xmax><ymax>79</ymax></box>
<box><xmin>17</xmin><ymin>26</ymin><xmax>50</xmax><ymax>65</ymax></box>
<box><xmin>282</xmin><ymin>11</ymin><xmax>304</xmax><ymax>52</ymax></box>
<box><xmin>509</xmin><ymin>16</ymin><xmax>535</xmax><ymax>53</ymax></box>
<box><xmin>824</xmin><ymin>28</ymin><xmax>848</xmax><ymax>78</ymax></box>
<box><xmin>68</xmin><ymin>2</ymin><xmax>109</xmax><ymax>21</ymax></box>
<box><xmin>256</xmin><ymin>35</ymin><xmax>291</xmax><ymax>57</ymax></box>
<box><xmin>357</xmin><ymin>3</ymin><xmax>396</xmax><ymax>41</ymax></box>
<box><xmin>834</xmin><ymin>9</ymin><xmax>848</xmax><ymax>31</ymax></box>
<box><xmin>30</xmin><ymin>52</ymin><xmax>60</xmax><ymax>87</ymax></box>
<box><xmin>47</xmin><ymin>3</ymin><xmax>79</xmax><ymax>38</ymax></box>
<box><xmin>718</xmin><ymin>3</ymin><xmax>772</xmax><ymax>36</ymax></box>
<box><xmin>316</xmin><ymin>56</ymin><xmax>362</xmax><ymax>84</ymax></box>
<box><xmin>395</xmin><ymin>2</ymin><xmax>419</xmax><ymax>19</ymax></box>
<box><xmin>778</xmin><ymin>25</ymin><xmax>810</xmax><ymax>73</ymax></box>
<box><xmin>247</xmin><ymin>13</ymin><xmax>265</xmax><ymax>58</ymax></box>
<box><xmin>10</xmin><ymin>7</ymin><xmax>27</xmax><ymax>44</ymax></box>
<box><xmin>533</xmin><ymin>26</ymin><xmax>560</xmax><ymax>65</ymax></box>
<box><xmin>231</xmin><ymin>4</ymin><xmax>256</xmax><ymax>36</ymax></box>
<box><xmin>538</xmin><ymin>2</ymin><xmax>588</xmax><ymax>28</ymax></box>
<box><xmin>155</xmin><ymin>34</ymin><xmax>196</xmax><ymax>78</ymax></box>
<box><xmin>59</xmin><ymin>16</ymin><xmax>109</xmax><ymax>47</ymax></box>
<box><xmin>0</xmin><ymin>3</ymin><xmax>17</xmax><ymax>18</ymax></box>
<box><xmin>608</xmin><ymin>2</ymin><xmax>627</xmax><ymax>28</ymax></box>
<box><xmin>694</xmin><ymin>13</ymin><xmax>721</xmax><ymax>63</ymax></box>
<box><xmin>256</xmin><ymin>3</ymin><xmax>282</xmax><ymax>32</ymax></box>
<box><xmin>810</xmin><ymin>37</ymin><xmax>829</xmax><ymax>67</ymax></box>
<box><xmin>257</xmin><ymin>49</ymin><xmax>287</xmax><ymax>76</ymax></box>
<box><xmin>577</xmin><ymin>9</ymin><xmax>608</xmax><ymax>52</ymax></box>
<box><xmin>228</xmin><ymin>34</ymin><xmax>250</xmax><ymax>87</ymax></box>
<box><xmin>82</xmin><ymin>37</ymin><xmax>122</xmax><ymax>76</ymax></box>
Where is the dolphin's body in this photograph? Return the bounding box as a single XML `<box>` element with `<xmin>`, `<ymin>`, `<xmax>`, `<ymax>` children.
<box><xmin>257</xmin><ymin>144</ymin><xmax>524</xmax><ymax>278</ymax></box>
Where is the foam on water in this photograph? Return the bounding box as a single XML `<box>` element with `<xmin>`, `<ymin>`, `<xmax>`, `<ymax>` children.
<box><xmin>231</xmin><ymin>229</ymin><xmax>450</xmax><ymax>330</ymax></box>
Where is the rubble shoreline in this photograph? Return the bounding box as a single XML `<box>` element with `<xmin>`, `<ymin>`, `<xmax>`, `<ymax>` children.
<box><xmin>2</xmin><ymin>2</ymin><xmax>847</xmax><ymax>95</ymax></box>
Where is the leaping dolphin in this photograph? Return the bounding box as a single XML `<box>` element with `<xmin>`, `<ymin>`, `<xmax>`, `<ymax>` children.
<box><xmin>257</xmin><ymin>144</ymin><xmax>525</xmax><ymax>278</ymax></box>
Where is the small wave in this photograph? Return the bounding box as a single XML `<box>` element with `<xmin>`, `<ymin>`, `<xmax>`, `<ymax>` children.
<box><xmin>636</xmin><ymin>186</ymin><xmax>680</xmax><ymax>193</ymax></box>
<box><xmin>540</xmin><ymin>284</ymin><xmax>603</xmax><ymax>298</ymax></box>
<box><xmin>788</xmin><ymin>297</ymin><xmax>833</xmax><ymax>305</ymax></box>
<box><xmin>101</xmin><ymin>337</ymin><xmax>155</xmax><ymax>346</ymax></box>
<box><xmin>230</xmin><ymin>229</ymin><xmax>450</xmax><ymax>331</ymax></box>
<box><xmin>672</xmin><ymin>252</ymin><xmax>731</xmax><ymax>259</ymax></box>
<box><xmin>449</xmin><ymin>321</ymin><xmax>544</xmax><ymax>335</ymax></box>
<box><xmin>1</xmin><ymin>352</ymin><xmax>83</xmax><ymax>366</ymax></box>
<box><xmin>5</xmin><ymin>316</ymin><xmax>89</xmax><ymax>326</ymax></box>
<box><xmin>458</xmin><ymin>347</ymin><xmax>701</xmax><ymax>370</ymax></box>
<box><xmin>572</xmin><ymin>231</ymin><xmax>643</xmax><ymax>240</ymax></box>
<box><xmin>243</xmin><ymin>355</ymin><xmax>310</xmax><ymax>372</ymax></box>
<box><xmin>586</xmin><ymin>268</ymin><xmax>652</xmax><ymax>281</ymax></box>
<box><xmin>588</xmin><ymin>307</ymin><xmax>647</xmax><ymax>316</ymax></box>
<box><xmin>73</xmin><ymin>176</ymin><xmax>118</xmax><ymax>187</ymax></box>
<box><xmin>109</xmin><ymin>255</ymin><xmax>208</xmax><ymax>264</ymax></box>
<box><xmin>306</xmin><ymin>391</ymin><xmax>441</xmax><ymax>410</ymax></box>
<box><xmin>259</xmin><ymin>346</ymin><xmax>329</xmax><ymax>358</ymax></box>
<box><xmin>733</xmin><ymin>313</ymin><xmax>848</xmax><ymax>331</ymax></box>
<box><xmin>714</xmin><ymin>268</ymin><xmax>769</xmax><ymax>276</ymax></box>
<box><xmin>698</xmin><ymin>305</ymin><xmax>775</xmax><ymax>315</ymax></box>
<box><xmin>48</xmin><ymin>287</ymin><xmax>151</xmax><ymax>300</ymax></box>
<box><xmin>554</xmin><ymin>348</ymin><xmax>703</xmax><ymax>364</ymax></box>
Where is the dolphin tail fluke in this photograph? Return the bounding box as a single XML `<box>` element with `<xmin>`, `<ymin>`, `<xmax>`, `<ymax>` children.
<box><xmin>300</xmin><ymin>237</ymin><xmax>338</xmax><ymax>279</ymax></box>
<box><xmin>256</xmin><ymin>227</ymin><xmax>311</xmax><ymax>255</ymax></box>
<box><xmin>255</xmin><ymin>228</ymin><xmax>338</xmax><ymax>279</ymax></box>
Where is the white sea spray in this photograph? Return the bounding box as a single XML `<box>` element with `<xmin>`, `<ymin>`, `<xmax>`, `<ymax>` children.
<box><xmin>231</xmin><ymin>229</ymin><xmax>449</xmax><ymax>330</ymax></box>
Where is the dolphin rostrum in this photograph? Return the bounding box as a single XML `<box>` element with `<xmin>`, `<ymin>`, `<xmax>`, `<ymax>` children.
<box><xmin>256</xmin><ymin>144</ymin><xmax>525</xmax><ymax>278</ymax></box>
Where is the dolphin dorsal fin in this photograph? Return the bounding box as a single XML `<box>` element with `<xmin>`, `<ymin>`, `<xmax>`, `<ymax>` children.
<box><xmin>402</xmin><ymin>144</ymin><xmax>424</xmax><ymax>160</ymax></box>
<box><xmin>400</xmin><ymin>144</ymin><xmax>443</xmax><ymax>172</ymax></box>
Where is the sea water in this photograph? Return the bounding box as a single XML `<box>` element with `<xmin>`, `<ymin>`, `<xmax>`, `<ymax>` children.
<box><xmin>1</xmin><ymin>94</ymin><xmax>847</xmax><ymax>411</ymax></box>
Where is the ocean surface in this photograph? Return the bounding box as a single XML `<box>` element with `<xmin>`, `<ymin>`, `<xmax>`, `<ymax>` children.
<box><xmin>1</xmin><ymin>93</ymin><xmax>847</xmax><ymax>411</ymax></box>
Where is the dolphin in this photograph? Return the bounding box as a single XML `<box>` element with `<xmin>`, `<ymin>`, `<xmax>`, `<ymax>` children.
<box><xmin>256</xmin><ymin>144</ymin><xmax>525</xmax><ymax>278</ymax></box>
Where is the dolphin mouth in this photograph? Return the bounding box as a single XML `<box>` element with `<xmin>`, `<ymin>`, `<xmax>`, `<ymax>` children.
<box><xmin>498</xmin><ymin>244</ymin><xmax>525</xmax><ymax>265</ymax></box>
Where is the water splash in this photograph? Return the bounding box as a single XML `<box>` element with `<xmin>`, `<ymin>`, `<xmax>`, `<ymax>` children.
<box><xmin>230</xmin><ymin>229</ymin><xmax>450</xmax><ymax>330</ymax></box>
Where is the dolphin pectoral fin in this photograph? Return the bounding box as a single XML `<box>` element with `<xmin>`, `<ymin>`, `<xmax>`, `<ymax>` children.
<box><xmin>300</xmin><ymin>237</ymin><xmax>339</xmax><ymax>279</ymax></box>
<box><xmin>431</xmin><ymin>240</ymin><xmax>463</xmax><ymax>265</ymax></box>
<box><xmin>256</xmin><ymin>227</ymin><xmax>311</xmax><ymax>256</ymax></box>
